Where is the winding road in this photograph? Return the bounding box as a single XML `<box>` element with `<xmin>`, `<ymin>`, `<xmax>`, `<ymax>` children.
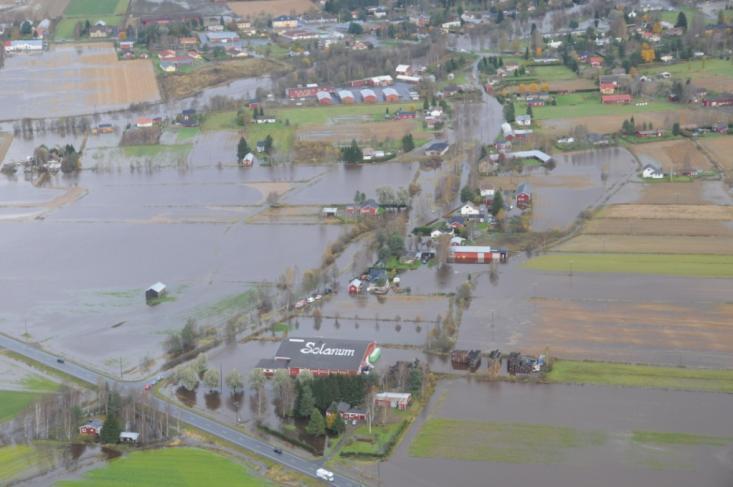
<box><xmin>0</xmin><ymin>333</ymin><xmax>362</xmax><ymax>487</ymax></box>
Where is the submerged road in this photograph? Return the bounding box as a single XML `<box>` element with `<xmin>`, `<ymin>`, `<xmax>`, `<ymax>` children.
<box><xmin>0</xmin><ymin>333</ymin><xmax>362</xmax><ymax>487</ymax></box>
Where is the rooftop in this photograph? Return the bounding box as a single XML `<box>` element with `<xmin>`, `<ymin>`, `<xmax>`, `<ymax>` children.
<box><xmin>264</xmin><ymin>337</ymin><xmax>375</xmax><ymax>372</ymax></box>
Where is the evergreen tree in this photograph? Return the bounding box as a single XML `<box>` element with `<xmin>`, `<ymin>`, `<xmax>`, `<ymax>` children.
<box><xmin>237</xmin><ymin>137</ymin><xmax>250</xmax><ymax>161</ymax></box>
<box><xmin>305</xmin><ymin>408</ymin><xmax>325</xmax><ymax>436</ymax></box>
<box><xmin>264</xmin><ymin>134</ymin><xmax>273</xmax><ymax>154</ymax></box>
<box><xmin>423</xmin><ymin>97</ymin><xmax>429</xmax><ymax>110</ymax></box>
<box><xmin>491</xmin><ymin>191</ymin><xmax>504</xmax><ymax>216</ymax></box>
<box><xmin>401</xmin><ymin>133</ymin><xmax>415</xmax><ymax>153</ymax></box>
<box><xmin>100</xmin><ymin>415</ymin><xmax>121</xmax><ymax>444</ymax></box>
<box><xmin>526</xmin><ymin>105</ymin><xmax>533</xmax><ymax>117</ymax></box>
<box><xmin>503</xmin><ymin>101</ymin><xmax>515</xmax><ymax>123</ymax></box>
<box><xmin>297</xmin><ymin>383</ymin><xmax>315</xmax><ymax>417</ymax></box>
<box><xmin>341</xmin><ymin>139</ymin><xmax>363</xmax><ymax>163</ymax></box>
<box><xmin>332</xmin><ymin>413</ymin><xmax>346</xmax><ymax>434</ymax></box>
<box><xmin>675</xmin><ymin>11</ymin><xmax>687</xmax><ymax>30</ymax></box>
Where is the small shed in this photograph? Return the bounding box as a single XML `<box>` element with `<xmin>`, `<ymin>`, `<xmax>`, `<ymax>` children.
<box><xmin>79</xmin><ymin>419</ymin><xmax>103</xmax><ymax>436</ymax></box>
<box><xmin>120</xmin><ymin>431</ymin><xmax>140</xmax><ymax>443</ymax></box>
<box><xmin>322</xmin><ymin>207</ymin><xmax>338</xmax><ymax>217</ymax></box>
<box><xmin>145</xmin><ymin>282</ymin><xmax>167</xmax><ymax>302</ymax></box>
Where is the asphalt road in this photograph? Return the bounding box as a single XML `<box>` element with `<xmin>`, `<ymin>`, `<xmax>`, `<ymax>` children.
<box><xmin>0</xmin><ymin>333</ymin><xmax>362</xmax><ymax>487</ymax></box>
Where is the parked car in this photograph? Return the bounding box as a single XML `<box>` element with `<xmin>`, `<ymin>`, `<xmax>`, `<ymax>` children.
<box><xmin>316</xmin><ymin>468</ymin><xmax>334</xmax><ymax>482</ymax></box>
<box><xmin>273</xmin><ymin>447</ymin><xmax>282</xmax><ymax>454</ymax></box>
<box><xmin>56</xmin><ymin>357</ymin><xmax>64</xmax><ymax>364</ymax></box>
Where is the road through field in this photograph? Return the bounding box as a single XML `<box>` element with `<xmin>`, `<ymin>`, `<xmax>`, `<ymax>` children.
<box><xmin>0</xmin><ymin>333</ymin><xmax>362</xmax><ymax>487</ymax></box>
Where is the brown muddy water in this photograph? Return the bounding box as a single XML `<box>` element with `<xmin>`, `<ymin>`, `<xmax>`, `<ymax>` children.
<box><xmin>382</xmin><ymin>378</ymin><xmax>733</xmax><ymax>487</ymax></box>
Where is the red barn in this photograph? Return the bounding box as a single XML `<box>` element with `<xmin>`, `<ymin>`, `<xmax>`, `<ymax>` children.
<box><xmin>702</xmin><ymin>96</ymin><xmax>733</xmax><ymax>107</ymax></box>
<box><xmin>516</xmin><ymin>182</ymin><xmax>531</xmax><ymax>208</ymax></box>
<box><xmin>361</xmin><ymin>88</ymin><xmax>377</xmax><ymax>103</ymax></box>
<box><xmin>602</xmin><ymin>94</ymin><xmax>631</xmax><ymax>104</ymax></box>
<box><xmin>599</xmin><ymin>82</ymin><xmax>616</xmax><ymax>95</ymax></box>
<box><xmin>448</xmin><ymin>246</ymin><xmax>494</xmax><ymax>264</ymax></box>
<box><xmin>79</xmin><ymin>419</ymin><xmax>103</xmax><ymax>436</ymax></box>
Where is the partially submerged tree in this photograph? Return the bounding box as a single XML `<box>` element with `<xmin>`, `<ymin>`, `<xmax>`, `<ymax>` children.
<box><xmin>226</xmin><ymin>369</ymin><xmax>244</xmax><ymax>393</ymax></box>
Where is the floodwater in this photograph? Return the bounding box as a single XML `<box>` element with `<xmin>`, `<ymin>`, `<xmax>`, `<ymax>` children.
<box><xmin>381</xmin><ymin>379</ymin><xmax>733</xmax><ymax>487</ymax></box>
<box><xmin>530</xmin><ymin>147</ymin><xmax>637</xmax><ymax>231</ymax></box>
<box><xmin>284</xmin><ymin>161</ymin><xmax>418</xmax><ymax>205</ymax></box>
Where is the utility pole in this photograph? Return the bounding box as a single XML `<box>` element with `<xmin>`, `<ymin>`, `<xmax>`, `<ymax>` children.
<box><xmin>119</xmin><ymin>357</ymin><xmax>123</xmax><ymax>379</ymax></box>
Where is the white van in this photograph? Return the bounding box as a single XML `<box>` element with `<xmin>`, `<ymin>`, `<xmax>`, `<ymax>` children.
<box><xmin>316</xmin><ymin>468</ymin><xmax>334</xmax><ymax>482</ymax></box>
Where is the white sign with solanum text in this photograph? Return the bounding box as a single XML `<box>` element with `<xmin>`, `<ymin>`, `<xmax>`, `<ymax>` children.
<box><xmin>300</xmin><ymin>342</ymin><xmax>355</xmax><ymax>357</ymax></box>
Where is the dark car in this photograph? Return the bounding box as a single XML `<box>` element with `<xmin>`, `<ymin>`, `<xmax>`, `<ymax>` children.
<box><xmin>56</xmin><ymin>358</ymin><xmax>64</xmax><ymax>364</ymax></box>
<box><xmin>273</xmin><ymin>448</ymin><xmax>283</xmax><ymax>454</ymax></box>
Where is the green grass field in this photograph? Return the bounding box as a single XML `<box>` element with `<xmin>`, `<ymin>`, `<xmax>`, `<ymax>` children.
<box><xmin>244</xmin><ymin>123</ymin><xmax>296</xmax><ymax>154</ymax></box>
<box><xmin>524</xmin><ymin>253</ymin><xmax>733</xmax><ymax>278</ymax></box>
<box><xmin>0</xmin><ymin>391</ymin><xmax>41</xmax><ymax>423</ymax></box>
<box><xmin>54</xmin><ymin>16</ymin><xmax>124</xmax><ymax>40</ymax></box>
<box><xmin>547</xmin><ymin>360</ymin><xmax>733</xmax><ymax>394</ymax></box>
<box><xmin>64</xmin><ymin>0</ymin><xmax>127</xmax><ymax>16</ymax></box>
<box><xmin>632</xmin><ymin>431</ymin><xmax>732</xmax><ymax>446</ymax></box>
<box><xmin>340</xmin><ymin>419</ymin><xmax>407</xmax><ymax>456</ymax></box>
<box><xmin>409</xmin><ymin>418</ymin><xmax>606</xmax><ymax>463</ymax></box>
<box><xmin>640</xmin><ymin>58</ymin><xmax>733</xmax><ymax>78</ymax></box>
<box><xmin>201</xmin><ymin>111</ymin><xmax>241</xmax><ymax>132</ymax></box>
<box><xmin>58</xmin><ymin>447</ymin><xmax>269</xmax><ymax>487</ymax></box>
<box><xmin>659</xmin><ymin>7</ymin><xmax>700</xmax><ymax>25</ymax></box>
<box><xmin>275</xmin><ymin>103</ymin><xmax>420</xmax><ymax>126</ymax></box>
<box><xmin>519</xmin><ymin>93</ymin><xmax>677</xmax><ymax>120</ymax></box>
<box><xmin>531</xmin><ymin>65</ymin><xmax>577</xmax><ymax>82</ymax></box>
<box><xmin>122</xmin><ymin>144</ymin><xmax>192</xmax><ymax>158</ymax></box>
<box><xmin>173</xmin><ymin>127</ymin><xmax>200</xmax><ymax>143</ymax></box>
<box><xmin>0</xmin><ymin>444</ymin><xmax>57</xmax><ymax>484</ymax></box>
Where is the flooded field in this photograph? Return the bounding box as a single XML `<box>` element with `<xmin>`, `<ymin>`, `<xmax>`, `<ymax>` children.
<box><xmin>381</xmin><ymin>379</ymin><xmax>733</xmax><ymax>487</ymax></box>
<box><xmin>0</xmin><ymin>44</ymin><xmax>160</xmax><ymax>121</ymax></box>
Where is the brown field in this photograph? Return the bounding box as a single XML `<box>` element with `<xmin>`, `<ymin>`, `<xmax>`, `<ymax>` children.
<box><xmin>297</xmin><ymin>119</ymin><xmax>419</xmax><ymax>144</ymax></box>
<box><xmin>478</xmin><ymin>174</ymin><xmax>593</xmax><ymax>192</ymax></box>
<box><xmin>248</xmin><ymin>205</ymin><xmax>327</xmax><ymax>224</ymax></box>
<box><xmin>555</xmin><ymin>234</ymin><xmax>733</xmax><ymax>254</ymax></box>
<box><xmin>228</xmin><ymin>0</ymin><xmax>316</xmax><ymax>16</ymax></box>
<box><xmin>0</xmin><ymin>0</ymin><xmax>68</xmax><ymax>19</ymax></box>
<box><xmin>71</xmin><ymin>46</ymin><xmax>159</xmax><ymax>106</ymax></box>
<box><xmin>630</xmin><ymin>139</ymin><xmax>714</xmax><ymax>173</ymax></box>
<box><xmin>523</xmin><ymin>299</ymin><xmax>733</xmax><ymax>364</ymax></box>
<box><xmin>160</xmin><ymin>58</ymin><xmax>290</xmax><ymax>99</ymax></box>
<box><xmin>598</xmin><ymin>204</ymin><xmax>733</xmax><ymax>220</ymax></box>
<box><xmin>584</xmin><ymin>218</ymin><xmax>733</xmax><ymax>237</ymax></box>
<box><xmin>690</xmin><ymin>74</ymin><xmax>733</xmax><ymax>93</ymax></box>
<box><xmin>699</xmin><ymin>135</ymin><xmax>733</xmax><ymax>177</ymax></box>
<box><xmin>541</xmin><ymin>110</ymin><xmax>693</xmax><ymax>135</ymax></box>
<box><xmin>636</xmin><ymin>181</ymin><xmax>708</xmax><ymax>205</ymax></box>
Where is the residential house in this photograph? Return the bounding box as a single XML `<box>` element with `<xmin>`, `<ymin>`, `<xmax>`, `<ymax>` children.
<box><xmin>178</xmin><ymin>36</ymin><xmax>198</xmax><ymax>48</ymax></box>
<box><xmin>79</xmin><ymin>419</ymin><xmax>103</xmax><ymax>436</ymax></box>
<box><xmin>425</xmin><ymin>142</ymin><xmax>449</xmax><ymax>157</ymax></box>
<box><xmin>256</xmin><ymin>140</ymin><xmax>266</xmax><ymax>152</ymax></box>
<box><xmin>480</xmin><ymin>187</ymin><xmax>495</xmax><ymax>204</ymax></box>
<box><xmin>272</xmin><ymin>15</ymin><xmax>298</xmax><ymax>29</ymax></box>
<box><xmin>348</xmin><ymin>279</ymin><xmax>363</xmax><ymax>295</ymax></box>
<box><xmin>515</xmin><ymin>114</ymin><xmax>531</xmax><ymax>127</ymax></box>
<box><xmin>642</xmin><ymin>164</ymin><xmax>664</xmax><ymax>179</ymax></box>
<box><xmin>328</xmin><ymin>402</ymin><xmax>367</xmax><ymax>422</ymax></box>
<box><xmin>448</xmin><ymin>215</ymin><xmax>465</xmax><ymax>229</ymax></box>
<box><xmin>599</xmin><ymin>82</ymin><xmax>616</xmax><ymax>95</ymax></box>
<box><xmin>460</xmin><ymin>202</ymin><xmax>480</xmax><ymax>218</ymax></box>
<box><xmin>136</xmin><ymin>117</ymin><xmax>154</xmax><ymax>128</ymax></box>
<box><xmin>441</xmin><ymin>20</ymin><xmax>461</xmax><ymax>33</ymax></box>
<box><xmin>241</xmin><ymin>152</ymin><xmax>256</xmax><ymax>167</ymax></box>
<box><xmin>160</xmin><ymin>62</ymin><xmax>176</xmax><ymax>72</ymax></box>
<box><xmin>588</xmin><ymin>55</ymin><xmax>603</xmax><ymax>67</ymax></box>
<box><xmin>516</xmin><ymin>182</ymin><xmax>531</xmax><ymax>209</ymax></box>
<box><xmin>359</xmin><ymin>199</ymin><xmax>380</xmax><ymax>216</ymax></box>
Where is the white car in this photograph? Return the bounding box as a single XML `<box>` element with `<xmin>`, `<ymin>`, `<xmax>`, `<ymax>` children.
<box><xmin>316</xmin><ymin>468</ymin><xmax>334</xmax><ymax>482</ymax></box>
